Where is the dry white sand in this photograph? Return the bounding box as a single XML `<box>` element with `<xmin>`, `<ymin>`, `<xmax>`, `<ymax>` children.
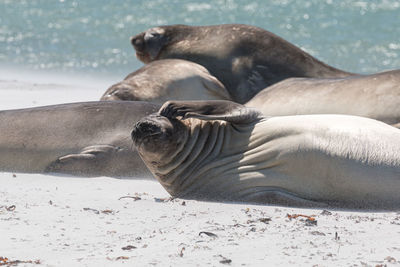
<box><xmin>0</xmin><ymin>74</ymin><xmax>399</xmax><ymax>266</ymax></box>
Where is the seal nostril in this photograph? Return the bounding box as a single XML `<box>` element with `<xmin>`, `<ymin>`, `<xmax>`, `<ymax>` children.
<box><xmin>130</xmin><ymin>36</ymin><xmax>137</xmax><ymax>46</ymax></box>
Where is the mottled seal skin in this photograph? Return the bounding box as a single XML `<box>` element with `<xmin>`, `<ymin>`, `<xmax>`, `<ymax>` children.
<box><xmin>132</xmin><ymin>100</ymin><xmax>400</xmax><ymax>209</ymax></box>
<box><xmin>101</xmin><ymin>59</ymin><xmax>230</xmax><ymax>104</ymax></box>
<box><xmin>0</xmin><ymin>101</ymin><xmax>159</xmax><ymax>177</ymax></box>
<box><xmin>130</xmin><ymin>24</ymin><xmax>354</xmax><ymax>103</ymax></box>
<box><xmin>246</xmin><ymin>69</ymin><xmax>400</xmax><ymax>127</ymax></box>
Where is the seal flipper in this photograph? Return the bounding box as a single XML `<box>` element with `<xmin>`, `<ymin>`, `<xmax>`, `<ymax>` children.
<box><xmin>45</xmin><ymin>145</ymin><xmax>122</xmax><ymax>177</ymax></box>
<box><xmin>159</xmin><ymin>100</ymin><xmax>262</xmax><ymax>124</ymax></box>
<box><xmin>236</xmin><ymin>67</ymin><xmax>270</xmax><ymax>103</ymax></box>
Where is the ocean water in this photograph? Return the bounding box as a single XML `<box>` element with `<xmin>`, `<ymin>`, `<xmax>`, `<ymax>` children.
<box><xmin>0</xmin><ymin>0</ymin><xmax>399</xmax><ymax>81</ymax></box>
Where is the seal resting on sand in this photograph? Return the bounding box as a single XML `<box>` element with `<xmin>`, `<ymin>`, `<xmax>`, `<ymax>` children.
<box><xmin>101</xmin><ymin>59</ymin><xmax>231</xmax><ymax>103</ymax></box>
<box><xmin>0</xmin><ymin>101</ymin><xmax>158</xmax><ymax>177</ymax></box>
<box><xmin>246</xmin><ymin>69</ymin><xmax>400</xmax><ymax>127</ymax></box>
<box><xmin>130</xmin><ymin>24</ymin><xmax>353</xmax><ymax>103</ymax></box>
<box><xmin>132</xmin><ymin>100</ymin><xmax>400</xmax><ymax>209</ymax></box>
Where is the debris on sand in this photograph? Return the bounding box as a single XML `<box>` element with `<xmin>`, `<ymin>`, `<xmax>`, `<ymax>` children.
<box><xmin>247</xmin><ymin>217</ymin><xmax>272</xmax><ymax>224</ymax></box>
<box><xmin>384</xmin><ymin>256</ymin><xmax>396</xmax><ymax>263</ymax></box>
<box><xmin>82</xmin><ymin>208</ymin><xmax>116</xmax><ymax>215</ymax></box>
<box><xmin>199</xmin><ymin>231</ymin><xmax>218</xmax><ymax>238</ymax></box>
<box><xmin>0</xmin><ymin>205</ymin><xmax>16</xmax><ymax>212</ymax></box>
<box><xmin>178</xmin><ymin>247</ymin><xmax>185</xmax><ymax>257</ymax></box>
<box><xmin>83</xmin><ymin>207</ymin><xmax>100</xmax><ymax>214</ymax></box>
<box><xmin>118</xmin><ymin>196</ymin><xmax>141</xmax><ymax>201</ymax></box>
<box><xmin>121</xmin><ymin>245</ymin><xmax>137</xmax><ymax>251</ymax></box>
<box><xmin>287</xmin><ymin>213</ymin><xmax>316</xmax><ymax>220</ymax></box>
<box><xmin>310</xmin><ymin>231</ymin><xmax>326</xmax><ymax>236</ymax></box>
<box><xmin>0</xmin><ymin>256</ymin><xmax>41</xmax><ymax>266</ymax></box>
<box><xmin>335</xmin><ymin>232</ymin><xmax>340</xmax><ymax>241</ymax></box>
<box><xmin>101</xmin><ymin>209</ymin><xmax>116</xmax><ymax>215</ymax></box>
<box><xmin>287</xmin><ymin>213</ymin><xmax>317</xmax><ymax>226</ymax></box>
<box><xmin>107</xmin><ymin>256</ymin><xmax>129</xmax><ymax>261</ymax></box>
<box><xmin>218</xmin><ymin>255</ymin><xmax>232</xmax><ymax>265</ymax></box>
<box><xmin>154</xmin><ymin>197</ymin><xmax>173</xmax><ymax>203</ymax></box>
<box><xmin>321</xmin><ymin>210</ymin><xmax>332</xmax><ymax>216</ymax></box>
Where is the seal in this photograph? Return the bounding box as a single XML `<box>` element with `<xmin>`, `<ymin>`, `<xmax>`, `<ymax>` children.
<box><xmin>0</xmin><ymin>101</ymin><xmax>159</xmax><ymax>177</ymax></box>
<box><xmin>101</xmin><ymin>59</ymin><xmax>231</xmax><ymax>103</ymax></box>
<box><xmin>246</xmin><ymin>69</ymin><xmax>400</xmax><ymax>127</ymax></box>
<box><xmin>130</xmin><ymin>24</ymin><xmax>354</xmax><ymax>103</ymax></box>
<box><xmin>132</xmin><ymin>100</ymin><xmax>400</xmax><ymax>209</ymax></box>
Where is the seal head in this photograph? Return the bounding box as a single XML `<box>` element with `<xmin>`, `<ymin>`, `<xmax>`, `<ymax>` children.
<box><xmin>131</xmin><ymin>27</ymin><xmax>168</xmax><ymax>63</ymax></box>
<box><xmin>132</xmin><ymin>114</ymin><xmax>188</xmax><ymax>166</ymax></box>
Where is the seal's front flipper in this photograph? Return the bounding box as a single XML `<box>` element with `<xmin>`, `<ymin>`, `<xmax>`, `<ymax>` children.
<box><xmin>159</xmin><ymin>100</ymin><xmax>261</xmax><ymax>124</ymax></box>
<box><xmin>45</xmin><ymin>145</ymin><xmax>122</xmax><ymax>177</ymax></box>
<box><xmin>236</xmin><ymin>67</ymin><xmax>269</xmax><ymax>103</ymax></box>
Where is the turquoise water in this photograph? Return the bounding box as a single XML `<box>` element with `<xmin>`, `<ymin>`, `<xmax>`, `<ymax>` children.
<box><xmin>0</xmin><ymin>0</ymin><xmax>399</xmax><ymax>79</ymax></box>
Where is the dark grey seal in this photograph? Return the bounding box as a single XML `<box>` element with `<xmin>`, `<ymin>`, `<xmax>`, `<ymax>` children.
<box><xmin>130</xmin><ymin>24</ymin><xmax>354</xmax><ymax>103</ymax></box>
<box><xmin>0</xmin><ymin>101</ymin><xmax>158</xmax><ymax>177</ymax></box>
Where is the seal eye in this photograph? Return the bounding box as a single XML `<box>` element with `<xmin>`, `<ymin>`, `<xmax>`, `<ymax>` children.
<box><xmin>144</xmin><ymin>31</ymin><xmax>160</xmax><ymax>41</ymax></box>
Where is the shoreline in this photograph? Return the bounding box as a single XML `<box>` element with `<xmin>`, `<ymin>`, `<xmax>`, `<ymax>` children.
<box><xmin>0</xmin><ymin>64</ymin><xmax>124</xmax><ymax>88</ymax></box>
<box><xmin>0</xmin><ymin>69</ymin><xmax>117</xmax><ymax>109</ymax></box>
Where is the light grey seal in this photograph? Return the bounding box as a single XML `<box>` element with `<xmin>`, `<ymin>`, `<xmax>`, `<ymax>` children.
<box><xmin>132</xmin><ymin>100</ymin><xmax>400</xmax><ymax>209</ymax></box>
<box><xmin>0</xmin><ymin>101</ymin><xmax>159</xmax><ymax>177</ymax></box>
<box><xmin>130</xmin><ymin>24</ymin><xmax>354</xmax><ymax>103</ymax></box>
<box><xmin>101</xmin><ymin>59</ymin><xmax>231</xmax><ymax>104</ymax></box>
<box><xmin>246</xmin><ymin>69</ymin><xmax>400</xmax><ymax>127</ymax></box>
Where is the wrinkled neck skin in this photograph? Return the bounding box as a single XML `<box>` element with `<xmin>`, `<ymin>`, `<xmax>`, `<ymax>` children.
<box><xmin>142</xmin><ymin>118</ymin><xmax>258</xmax><ymax>199</ymax></box>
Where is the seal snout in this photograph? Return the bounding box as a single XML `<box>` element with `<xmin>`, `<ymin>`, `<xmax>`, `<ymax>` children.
<box><xmin>131</xmin><ymin>119</ymin><xmax>162</xmax><ymax>145</ymax></box>
<box><xmin>130</xmin><ymin>33</ymin><xmax>145</xmax><ymax>51</ymax></box>
<box><xmin>130</xmin><ymin>33</ymin><xmax>152</xmax><ymax>63</ymax></box>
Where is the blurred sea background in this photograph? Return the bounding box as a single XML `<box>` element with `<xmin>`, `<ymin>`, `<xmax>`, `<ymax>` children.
<box><xmin>0</xmin><ymin>0</ymin><xmax>399</xmax><ymax>83</ymax></box>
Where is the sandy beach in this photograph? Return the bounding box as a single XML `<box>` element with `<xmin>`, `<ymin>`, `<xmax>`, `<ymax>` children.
<box><xmin>0</xmin><ymin>75</ymin><xmax>399</xmax><ymax>266</ymax></box>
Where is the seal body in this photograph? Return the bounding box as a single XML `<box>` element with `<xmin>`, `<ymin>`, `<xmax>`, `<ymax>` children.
<box><xmin>101</xmin><ymin>59</ymin><xmax>230</xmax><ymax>103</ymax></box>
<box><xmin>246</xmin><ymin>69</ymin><xmax>400</xmax><ymax>126</ymax></box>
<box><xmin>132</xmin><ymin>100</ymin><xmax>400</xmax><ymax>209</ymax></box>
<box><xmin>0</xmin><ymin>101</ymin><xmax>159</xmax><ymax>177</ymax></box>
<box><xmin>131</xmin><ymin>24</ymin><xmax>353</xmax><ymax>103</ymax></box>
